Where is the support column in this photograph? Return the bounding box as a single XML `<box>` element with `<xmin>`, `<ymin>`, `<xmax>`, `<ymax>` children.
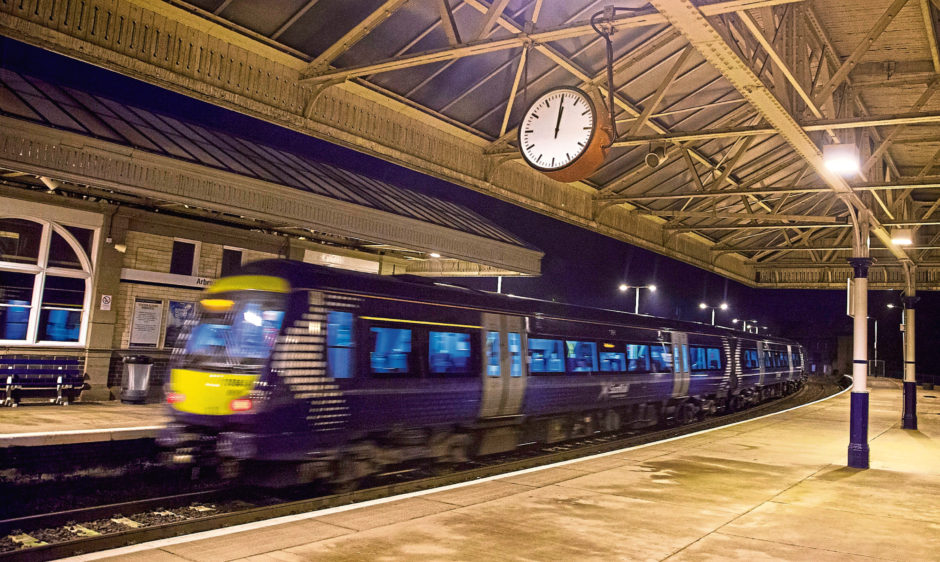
<box><xmin>848</xmin><ymin>257</ymin><xmax>871</xmax><ymax>469</ymax></box>
<box><xmin>902</xmin><ymin>293</ymin><xmax>918</xmax><ymax>430</ymax></box>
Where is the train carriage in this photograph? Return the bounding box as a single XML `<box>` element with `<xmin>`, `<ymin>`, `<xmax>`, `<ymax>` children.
<box><xmin>159</xmin><ymin>260</ymin><xmax>805</xmax><ymax>487</ymax></box>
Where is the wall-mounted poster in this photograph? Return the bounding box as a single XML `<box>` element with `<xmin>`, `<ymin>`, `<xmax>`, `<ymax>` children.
<box><xmin>164</xmin><ymin>300</ymin><xmax>195</xmax><ymax>348</ymax></box>
<box><xmin>129</xmin><ymin>298</ymin><xmax>163</xmax><ymax>348</ymax></box>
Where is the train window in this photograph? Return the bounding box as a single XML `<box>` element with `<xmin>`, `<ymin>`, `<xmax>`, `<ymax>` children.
<box><xmin>429</xmin><ymin>331</ymin><xmax>472</xmax><ymax>375</ymax></box>
<box><xmin>566</xmin><ymin>340</ymin><xmax>598</xmax><ymax>373</ymax></box>
<box><xmin>764</xmin><ymin>352</ymin><xmax>773</xmax><ymax>368</ymax></box>
<box><xmin>741</xmin><ymin>349</ymin><xmax>758</xmax><ymax>369</ymax></box>
<box><xmin>508</xmin><ymin>332</ymin><xmax>523</xmax><ymax>377</ymax></box>
<box><xmin>650</xmin><ymin>345</ymin><xmax>672</xmax><ymax>373</ymax></box>
<box><xmin>792</xmin><ymin>352</ymin><xmax>801</xmax><ymax>366</ymax></box>
<box><xmin>599</xmin><ymin>349</ymin><xmax>626</xmax><ymax>372</ymax></box>
<box><xmin>369</xmin><ymin>327</ymin><xmax>412</xmax><ymax>374</ymax></box>
<box><xmin>691</xmin><ymin>347</ymin><xmax>722</xmax><ymax>371</ymax></box>
<box><xmin>528</xmin><ymin>338</ymin><xmax>565</xmax><ymax>373</ymax></box>
<box><xmin>485</xmin><ymin>331</ymin><xmax>500</xmax><ymax>377</ymax></box>
<box><xmin>327</xmin><ymin>311</ymin><xmax>354</xmax><ymax>379</ymax></box>
<box><xmin>626</xmin><ymin>344</ymin><xmax>650</xmax><ymax>372</ymax></box>
<box><xmin>707</xmin><ymin>348</ymin><xmax>722</xmax><ymax>370</ymax></box>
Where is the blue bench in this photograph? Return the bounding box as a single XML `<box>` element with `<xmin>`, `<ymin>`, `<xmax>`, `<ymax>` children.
<box><xmin>0</xmin><ymin>355</ymin><xmax>87</xmax><ymax>406</ymax></box>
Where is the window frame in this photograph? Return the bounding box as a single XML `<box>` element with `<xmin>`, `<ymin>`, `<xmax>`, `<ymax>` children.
<box><xmin>220</xmin><ymin>246</ymin><xmax>244</xmax><ymax>277</ymax></box>
<box><xmin>170</xmin><ymin>238</ymin><xmax>201</xmax><ymax>276</ymax></box>
<box><xmin>0</xmin><ymin>215</ymin><xmax>97</xmax><ymax>347</ymax></box>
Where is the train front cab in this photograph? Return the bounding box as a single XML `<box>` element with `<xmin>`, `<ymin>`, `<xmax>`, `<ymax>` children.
<box><xmin>158</xmin><ymin>275</ymin><xmax>290</xmax><ymax>466</ymax></box>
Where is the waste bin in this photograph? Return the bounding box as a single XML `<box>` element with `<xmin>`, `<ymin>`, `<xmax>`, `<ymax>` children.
<box><xmin>121</xmin><ymin>355</ymin><xmax>153</xmax><ymax>403</ymax></box>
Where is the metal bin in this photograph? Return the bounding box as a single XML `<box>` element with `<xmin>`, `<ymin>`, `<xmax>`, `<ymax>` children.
<box><xmin>121</xmin><ymin>355</ymin><xmax>153</xmax><ymax>404</ymax></box>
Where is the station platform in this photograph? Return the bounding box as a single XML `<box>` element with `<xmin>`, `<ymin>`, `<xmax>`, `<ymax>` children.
<box><xmin>72</xmin><ymin>378</ymin><xmax>940</xmax><ymax>561</ymax></box>
<box><xmin>0</xmin><ymin>401</ymin><xmax>165</xmax><ymax>448</ymax></box>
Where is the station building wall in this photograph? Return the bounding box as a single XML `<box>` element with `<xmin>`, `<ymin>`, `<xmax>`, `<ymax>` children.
<box><xmin>1</xmin><ymin>193</ymin><xmax>402</xmax><ymax>403</ymax></box>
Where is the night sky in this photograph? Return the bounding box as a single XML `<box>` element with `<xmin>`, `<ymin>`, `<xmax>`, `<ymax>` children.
<box><xmin>2</xmin><ymin>37</ymin><xmax>936</xmax><ymax>376</ymax></box>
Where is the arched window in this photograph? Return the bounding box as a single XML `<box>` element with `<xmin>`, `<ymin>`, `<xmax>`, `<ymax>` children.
<box><xmin>0</xmin><ymin>217</ymin><xmax>95</xmax><ymax>345</ymax></box>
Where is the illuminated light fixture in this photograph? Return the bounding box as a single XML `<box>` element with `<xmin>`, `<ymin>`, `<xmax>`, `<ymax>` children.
<box><xmin>201</xmin><ymin>298</ymin><xmax>234</xmax><ymax>312</ymax></box>
<box><xmin>732</xmin><ymin>318</ymin><xmax>739</xmax><ymax>324</ymax></box>
<box><xmin>823</xmin><ymin>143</ymin><xmax>860</xmax><ymax>176</ymax></box>
<box><xmin>166</xmin><ymin>392</ymin><xmax>186</xmax><ymax>404</ymax></box>
<box><xmin>891</xmin><ymin>227</ymin><xmax>913</xmax><ymax>246</ymax></box>
<box><xmin>429</xmin><ymin>252</ymin><xmax>441</xmax><ymax>258</ymax></box>
<box><xmin>648</xmin><ymin>284</ymin><xmax>657</xmax><ymax>292</ymax></box>
<box><xmin>699</xmin><ymin>302</ymin><xmax>707</xmax><ymax>309</ymax></box>
<box><xmin>887</xmin><ymin>303</ymin><xmax>896</xmax><ymax>309</ymax></box>
<box><xmin>720</xmin><ymin>303</ymin><xmax>728</xmax><ymax>310</ymax></box>
<box><xmin>230</xmin><ymin>398</ymin><xmax>253</xmax><ymax>412</ymax></box>
<box><xmin>619</xmin><ymin>283</ymin><xmax>629</xmax><ymax>292</ymax></box>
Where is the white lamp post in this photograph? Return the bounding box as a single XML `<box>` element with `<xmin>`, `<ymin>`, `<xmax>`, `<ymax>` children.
<box><xmin>699</xmin><ymin>302</ymin><xmax>728</xmax><ymax>325</ymax></box>
<box><xmin>619</xmin><ymin>283</ymin><xmax>657</xmax><ymax>314</ymax></box>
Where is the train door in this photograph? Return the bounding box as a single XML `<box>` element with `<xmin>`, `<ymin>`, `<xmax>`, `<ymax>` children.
<box><xmin>479</xmin><ymin>313</ymin><xmax>527</xmax><ymax>418</ymax></box>
<box><xmin>786</xmin><ymin>344</ymin><xmax>795</xmax><ymax>379</ymax></box>
<box><xmin>756</xmin><ymin>341</ymin><xmax>767</xmax><ymax>385</ymax></box>
<box><xmin>671</xmin><ymin>331</ymin><xmax>691</xmax><ymax>397</ymax></box>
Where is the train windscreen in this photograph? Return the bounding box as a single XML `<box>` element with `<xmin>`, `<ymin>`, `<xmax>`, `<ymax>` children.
<box><xmin>180</xmin><ymin>292</ymin><xmax>286</xmax><ymax>371</ymax></box>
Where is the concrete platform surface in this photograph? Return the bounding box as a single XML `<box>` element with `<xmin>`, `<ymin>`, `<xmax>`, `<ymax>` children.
<box><xmin>74</xmin><ymin>378</ymin><xmax>940</xmax><ymax>561</ymax></box>
<box><xmin>0</xmin><ymin>401</ymin><xmax>166</xmax><ymax>447</ymax></box>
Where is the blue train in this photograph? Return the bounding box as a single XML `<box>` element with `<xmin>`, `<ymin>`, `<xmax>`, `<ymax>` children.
<box><xmin>158</xmin><ymin>260</ymin><xmax>805</xmax><ymax>487</ymax></box>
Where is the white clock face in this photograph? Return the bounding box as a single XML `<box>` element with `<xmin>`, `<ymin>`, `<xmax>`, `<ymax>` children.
<box><xmin>519</xmin><ymin>88</ymin><xmax>596</xmax><ymax>172</ymax></box>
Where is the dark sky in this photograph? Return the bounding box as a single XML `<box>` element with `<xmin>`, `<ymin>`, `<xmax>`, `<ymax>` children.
<box><xmin>2</xmin><ymin>37</ymin><xmax>936</xmax><ymax>376</ymax></box>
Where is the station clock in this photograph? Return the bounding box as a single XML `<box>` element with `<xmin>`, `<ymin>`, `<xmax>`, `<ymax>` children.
<box><xmin>518</xmin><ymin>86</ymin><xmax>611</xmax><ymax>183</ymax></box>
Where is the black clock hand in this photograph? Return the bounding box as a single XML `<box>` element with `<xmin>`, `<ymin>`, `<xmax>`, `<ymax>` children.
<box><xmin>554</xmin><ymin>95</ymin><xmax>565</xmax><ymax>138</ymax></box>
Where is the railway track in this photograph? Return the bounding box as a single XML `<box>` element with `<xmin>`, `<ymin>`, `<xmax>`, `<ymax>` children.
<box><xmin>0</xmin><ymin>379</ymin><xmax>842</xmax><ymax>560</ymax></box>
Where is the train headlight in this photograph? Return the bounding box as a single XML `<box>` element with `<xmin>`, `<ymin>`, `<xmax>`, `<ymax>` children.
<box><xmin>230</xmin><ymin>398</ymin><xmax>253</xmax><ymax>412</ymax></box>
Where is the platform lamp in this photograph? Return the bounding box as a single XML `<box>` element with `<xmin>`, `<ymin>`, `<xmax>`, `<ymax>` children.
<box><xmin>619</xmin><ymin>283</ymin><xmax>657</xmax><ymax>314</ymax></box>
<box><xmin>823</xmin><ymin>142</ymin><xmax>860</xmax><ymax>176</ymax></box>
<box><xmin>890</xmin><ymin>228</ymin><xmax>914</xmax><ymax>246</ymax></box>
<box><xmin>699</xmin><ymin>302</ymin><xmax>728</xmax><ymax>325</ymax></box>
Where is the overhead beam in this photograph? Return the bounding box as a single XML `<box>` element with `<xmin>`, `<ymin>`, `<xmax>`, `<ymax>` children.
<box><xmin>644</xmin><ymin>210</ymin><xmax>840</xmax><ymax>221</ymax></box>
<box><xmin>437</xmin><ymin>0</ymin><xmax>462</xmax><ymax>46</ymax></box>
<box><xmin>302</xmin><ymin>0</ymin><xmax>409</xmax><ymax>76</ymax></box>
<box><xmin>597</xmin><ymin>180</ymin><xmax>940</xmax><ymax>203</ymax></box>
<box><xmin>920</xmin><ymin>0</ymin><xmax>940</xmax><ymax>73</ymax></box>
<box><xmin>300</xmin><ymin>0</ymin><xmax>804</xmax><ymax>83</ymax></box>
<box><xmin>812</xmin><ymin>0</ymin><xmax>911</xmax><ymax>106</ymax></box>
<box><xmin>472</xmin><ymin>0</ymin><xmax>512</xmax><ymax>41</ymax></box>
<box><xmin>666</xmin><ymin>223</ymin><xmax>850</xmax><ymax>231</ymax></box>
<box><xmin>610</xmin><ymin>110</ymin><xmax>940</xmax><ymax>146</ymax></box>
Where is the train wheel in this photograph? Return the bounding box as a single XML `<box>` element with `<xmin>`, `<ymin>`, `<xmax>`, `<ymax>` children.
<box><xmin>676</xmin><ymin>402</ymin><xmax>696</xmax><ymax>425</ymax></box>
<box><xmin>328</xmin><ymin>454</ymin><xmax>363</xmax><ymax>493</ymax></box>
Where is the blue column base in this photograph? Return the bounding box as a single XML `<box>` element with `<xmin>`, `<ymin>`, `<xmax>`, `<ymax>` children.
<box><xmin>902</xmin><ymin>381</ymin><xmax>918</xmax><ymax>430</ymax></box>
<box><xmin>848</xmin><ymin>391</ymin><xmax>869</xmax><ymax>469</ymax></box>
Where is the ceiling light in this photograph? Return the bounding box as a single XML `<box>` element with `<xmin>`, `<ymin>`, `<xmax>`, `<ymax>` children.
<box><xmin>823</xmin><ymin>143</ymin><xmax>859</xmax><ymax>176</ymax></box>
<box><xmin>720</xmin><ymin>303</ymin><xmax>728</xmax><ymax>310</ymax></box>
<box><xmin>429</xmin><ymin>252</ymin><xmax>441</xmax><ymax>258</ymax></box>
<box><xmin>648</xmin><ymin>284</ymin><xmax>656</xmax><ymax>292</ymax></box>
<box><xmin>891</xmin><ymin>227</ymin><xmax>913</xmax><ymax>246</ymax></box>
<box><xmin>619</xmin><ymin>283</ymin><xmax>629</xmax><ymax>292</ymax></box>
<box><xmin>699</xmin><ymin>303</ymin><xmax>707</xmax><ymax>309</ymax></box>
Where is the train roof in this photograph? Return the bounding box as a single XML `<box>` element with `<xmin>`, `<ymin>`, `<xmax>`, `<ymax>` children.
<box><xmin>237</xmin><ymin>259</ymin><xmax>798</xmax><ymax>346</ymax></box>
